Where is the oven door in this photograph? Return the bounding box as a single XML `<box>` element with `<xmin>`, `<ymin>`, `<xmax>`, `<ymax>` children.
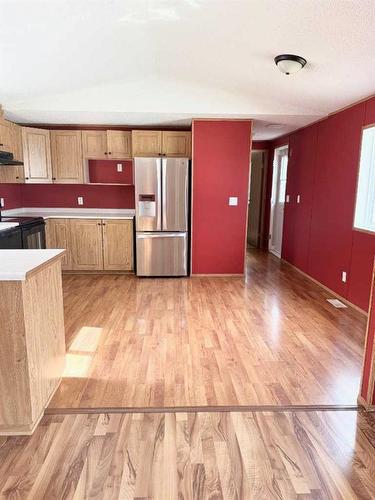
<box><xmin>22</xmin><ymin>222</ymin><xmax>46</xmax><ymax>249</ymax></box>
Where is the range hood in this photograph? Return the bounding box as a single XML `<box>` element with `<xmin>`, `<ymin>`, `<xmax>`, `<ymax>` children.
<box><xmin>0</xmin><ymin>151</ymin><xmax>23</xmax><ymax>166</ymax></box>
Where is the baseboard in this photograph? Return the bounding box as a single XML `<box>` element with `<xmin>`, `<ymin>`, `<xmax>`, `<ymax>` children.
<box><xmin>191</xmin><ymin>274</ymin><xmax>244</xmax><ymax>277</ymax></box>
<box><xmin>280</xmin><ymin>258</ymin><xmax>367</xmax><ymax>316</ymax></box>
<box><xmin>357</xmin><ymin>394</ymin><xmax>375</xmax><ymax>411</ymax></box>
<box><xmin>63</xmin><ymin>270</ymin><xmax>134</xmax><ymax>275</ymax></box>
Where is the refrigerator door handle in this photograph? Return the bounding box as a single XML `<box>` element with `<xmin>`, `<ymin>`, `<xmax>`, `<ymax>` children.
<box><xmin>137</xmin><ymin>232</ymin><xmax>186</xmax><ymax>238</ymax></box>
<box><xmin>156</xmin><ymin>158</ymin><xmax>162</xmax><ymax>231</ymax></box>
<box><xmin>162</xmin><ymin>157</ymin><xmax>167</xmax><ymax>230</ymax></box>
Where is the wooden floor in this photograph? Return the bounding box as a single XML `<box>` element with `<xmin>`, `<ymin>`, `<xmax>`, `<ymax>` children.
<box><xmin>49</xmin><ymin>249</ymin><xmax>367</xmax><ymax>409</ymax></box>
<box><xmin>1</xmin><ymin>409</ymin><xmax>374</xmax><ymax>499</ymax></box>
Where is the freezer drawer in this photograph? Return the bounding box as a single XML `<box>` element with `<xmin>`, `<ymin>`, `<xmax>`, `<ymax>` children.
<box><xmin>136</xmin><ymin>232</ymin><xmax>188</xmax><ymax>276</ymax></box>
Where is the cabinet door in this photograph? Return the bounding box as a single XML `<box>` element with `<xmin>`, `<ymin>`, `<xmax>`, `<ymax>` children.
<box><xmin>102</xmin><ymin>219</ymin><xmax>133</xmax><ymax>271</ymax></box>
<box><xmin>162</xmin><ymin>131</ymin><xmax>191</xmax><ymax>157</ymax></box>
<box><xmin>69</xmin><ymin>219</ymin><xmax>103</xmax><ymax>270</ymax></box>
<box><xmin>82</xmin><ymin>131</ymin><xmax>107</xmax><ymax>159</ymax></box>
<box><xmin>132</xmin><ymin>130</ymin><xmax>162</xmax><ymax>157</ymax></box>
<box><xmin>51</xmin><ymin>130</ymin><xmax>84</xmax><ymax>183</ymax></box>
<box><xmin>45</xmin><ymin>218</ymin><xmax>72</xmax><ymax>270</ymax></box>
<box><xmin>107</xmin><ymin>131</ymin><xmax>132</xmax><ymax>159</ymax></box>
<box><xmin>0</xmin><ymin>166</ymin><xmax>24</xmax><ymax>183</ymax></box>
<box><xmin>0</xmin><ymin>118</ymin><xmax>14</xmax><ymax>153</ymax></box>
<box><xmin>22</xmin><ymin>127</ymin><xmax>52</xmax><ymax>183</ymax></box>
<box><xmin>11</xmin><ymin>123</ymin><xmax>23</xmax><ymax>161</ymax></box>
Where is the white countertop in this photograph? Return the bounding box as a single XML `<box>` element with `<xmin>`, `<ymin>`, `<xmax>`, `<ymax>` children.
<box><xmin>0</xmin><ymin>249</ymin><xmax>65</xmax><ymax>281</ymax></box>
<box><xmin>0</xmin><ymin>222</ymin><xmax>19</xmax><ymax>232</ymax></box>
<box><xmin>2</xmin><ymin>208</ymin><xmax>135</xmax><ymax>220</ymax></box>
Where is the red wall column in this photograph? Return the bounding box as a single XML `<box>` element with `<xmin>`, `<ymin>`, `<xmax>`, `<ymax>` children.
<box><xmin>360</xmin><ymin>258</ymin><xmax>375</xmax><ymax>408</ymax></box>
<box><xmin>191</xmin><ymin>119</ymin><xmax>252</xmax><ymax>275</ymax></box>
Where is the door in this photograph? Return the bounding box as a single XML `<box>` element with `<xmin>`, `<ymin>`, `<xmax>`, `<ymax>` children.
<box><xmin>162</xmin><ymin>157</ymin><xmax>189</xmax><ymax>231</ymax></box>
<box><xmin>0</xmin><ymin>119</ymin><xmax>14</xmax><ymax>153</ymax></box>
<box><xmin>132</xmin><ymin>131</ymin><xmax>162</xmax><ymax>157</ymax></box>
<box><xmin>135</xmin><ymin>158</ymin><xmax>162</xmax><ymax>231</ymax></box>
<box><xmin>107</xmin><ymin>131</ymin><xmax>132</xmax><ymax>159</ymax></box>
<box><xmin>136</xmin><ymin>232</ymin><xmax>187</xmax><ymax>276</ymax></box>
<box><xmin>46</xmin><ymin>218</ymin><xmax>72</xmax><ymax>269</ymax></box>
<box><xmin>269</xmin><ymin>145</ymin><xmax>288</xmax><ymax>257</ymax></box>
<box><xmin>22</xmin><ymin>127</ymin><xmax>52</xmax><ymax>183</ymax></box>
<box><xmin>50</xmin><ymin>130</ymin><xmax>84</xmax><ymax>183</ymax></box>
<box><xmin>82</xmin><ymin>131</ymin><xmax>107</xmax><ymax>159</ymax></box>
<box><xmin>70</xmin><ymin>219</ymin><xmax>103</xmax><ymax>270</ymax></box>
<box><xmin>162</xmin><ymin>131</ymin><xmax>191</xmax><ymax>157</ymax></box>
<box><xmin>102</xmin><ymin>219</ymin><xmax>133</xmax><ymax>271</ymax></box>
<box><xmin>11</xmin><ymin>123</ymin><xmax>23</xmax><ymax>161</ymax></box>
<box><xmin>247</xmin><ymin>151</ymin><xmax>265</xmax><ymax>247</ymax></box>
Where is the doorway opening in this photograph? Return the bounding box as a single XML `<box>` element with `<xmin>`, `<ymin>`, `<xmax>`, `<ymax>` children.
<box><xmin>269</xmin><ymin>145</ymin><xmax>288</xmax><ymax>257</ymax></box>
<box><xmin>247</xmin><ymin>150</ymin><xmax>268</xmax><ymax>248</ymax></box>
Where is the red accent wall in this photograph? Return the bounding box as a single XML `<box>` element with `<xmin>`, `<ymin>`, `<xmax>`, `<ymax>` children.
<box><xmin>88</xmin><ymin>160</ymin><xmax>133</xmax><ymax>184</ymax></box>
<box><xmin>21</xmin><ymin>184</ymin><xmax>135</xmax><ymax>209</ymax></box>
<box><xmin>0</xmin><ymin>184</ymin><xmax>23</xmax><ymax>209</ymax></box>
<box><xmin>267</xmin><ymin>98</ymin><xmax>375</xmax><ymax>311</ymax></box>
<box><xmin>192</xmin><ymin>120</ymin><xmax>252</xmax><ymax>274</ymax></box>
<box><xmin>252</xmin><ymin>140</ymin><xmax>269</xmax><ymax>150</ymax></box>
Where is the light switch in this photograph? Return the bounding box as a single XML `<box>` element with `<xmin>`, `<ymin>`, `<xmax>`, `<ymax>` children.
<box><xmin>297</xmin><ymin>195</ymin><xmax>301</xmax><ymax>204</ymax></box>
<box><xmin>0</xmin><ymin>198</ymin><xmax>4</xmax><ymax>208</ymax></box>
<box><xmin>117</xmin><ymin>163</ymin><xmax>123</xmax><ymax>172</ymax></box>
<box><xmin>78</xmin><ymin>196</ymin><xmax>84</xmax><ymax>206</ymax></box>
<box><xmin>342</xmin><ymin>271</ymin><xmax>347</xmax><ymax>283</ymax></box>
<box><xmin>286</xmin><ymin>195</ymin><xmax>290</xmax><ymax>203</ymax></box>
<box><xmin>229</xmin><ymin>197</ymin><xmax>238</xmax><ymax>206</ymax></box>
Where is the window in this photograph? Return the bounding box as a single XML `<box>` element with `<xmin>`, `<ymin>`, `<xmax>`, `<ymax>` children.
<box><xmin>354</xmin><ymin>126</ymin><xmax>375</xmax><ymax>233</ymax></box>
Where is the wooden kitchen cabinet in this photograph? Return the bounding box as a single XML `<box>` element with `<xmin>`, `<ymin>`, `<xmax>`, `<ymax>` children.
<box><xmin>22</xmin><ymin>127</ymin><xmax>52</xmax><ymax>183</ymax></box>
<box><xmin>69</xmin><ymin>219</ymin><xmax>104</xmax><ymax>270</ymax></box>
<box><xmin>50</xmin><ymin>130</ymin><xmax>84</xmax><ymax>183</ymax></box>
<box><xmin>0</xmin><ymin>165</ymin><xmax>24</xmax><ymax>183</ymax></box>
<box><xmin>162</xmin><ymin>131</ymin><xmax>191</xmax><ymax>157</ymax></box>
<box><xmin>132</xmin><ymin>130</ymin><xmax>191</xmax><ymax>157</ymax></box>
<box><xmin>0</xmin><ymin>118</ymin><xmax>14</xmax><ymax>153</ymax></box>
<box><xmin>132</xmin><ymin>130</ymin><xmax>162</xmax><ymax>157</ymax></box>
<box><xmin>45</xmin><ymin>219</ymin><xmax>72</xmax><ymax>269</ymax></box>
<box><xmin>107</xmin><ymin>130</ymin><xmax>132</xmax><ymax>159</ymax></box>
<box><xmin>11</xmin><ymin>122</ymin><xmax>23</xmax><ymax>161</ymax></box>
<box><xmin>82</xmin><ymin>131</ymin><xmax>107</xmax><ymax>159</ymax></box>
<box><xmin>102</xmin><ymin>219</ymin><xmax>133</xmax><ymax>271</ymax></box>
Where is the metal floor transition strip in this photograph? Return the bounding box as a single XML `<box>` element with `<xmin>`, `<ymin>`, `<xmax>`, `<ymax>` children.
<box><xmin>45</xmin><ymin>404</ymin><xmax>363</xmax><ymax>415</ymax></box>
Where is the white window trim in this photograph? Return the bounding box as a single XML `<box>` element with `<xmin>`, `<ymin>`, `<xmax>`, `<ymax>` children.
<box><xmin>354</xmin><ymin>125</ymin><xmax>375</xmax><ymax>234</ymax></box>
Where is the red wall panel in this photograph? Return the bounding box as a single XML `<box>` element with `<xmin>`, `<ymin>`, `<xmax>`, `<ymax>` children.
<box><xmin>282</xmin><ymin>125</ymin><xmax>318</xmax><ymax>272</ymax></box>
<box><xmin>308</xmin><ymin>104</ymin><xmax>365</xmax><ymax>297</ymax></box>
<box><xmin>21</xmin><ymin>184</ymin><xmax>135</xmax><ymax>209</ymax></box>
<box><xmin>348</xmin><ymin>232</ymin><xmax>375</xmax><ymax>311</ymax></box>
<box><xmin>88</xmin><ymin>160</ymin><xmax>133</xmax><ymax>184</ymax></box>
<box><xmin>0</xmin><ymin>184</ymin><xmax>23</xmax><ymax>209</ymax></box>
<box><xmin>192</xmin><ymin>120</ymin><xmax>252</xmax><ymax>274</ymax></box>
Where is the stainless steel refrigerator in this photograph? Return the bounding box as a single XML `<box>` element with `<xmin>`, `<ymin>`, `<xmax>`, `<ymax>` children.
<box><xmin>135</xmin><ymin>157</ymin><xmax>189</xmax><ymax>276</ymax></box>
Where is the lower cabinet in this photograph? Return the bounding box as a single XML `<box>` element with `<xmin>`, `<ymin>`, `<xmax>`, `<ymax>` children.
<box><xmin>46</xmin><ymin>218</ymin><xmax>133</xmax><ymax>271</ymax></box>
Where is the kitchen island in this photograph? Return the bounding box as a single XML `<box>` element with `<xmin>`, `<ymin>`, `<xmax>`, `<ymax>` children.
<box><xmin>0</xmin><ymin>249</ymin><xmax>66</xmax><ymax>435</ymax></box>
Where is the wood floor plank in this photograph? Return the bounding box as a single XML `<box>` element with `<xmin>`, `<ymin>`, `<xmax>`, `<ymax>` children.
<box><xmin>1</xmin><ymin>410</ymin><xmax>374</xmax><ymax>499</ymax></box>
<box><xmin>49</xmin><ymin>249</ymin><xmax>367</xmax><ymax>410</ymax></box>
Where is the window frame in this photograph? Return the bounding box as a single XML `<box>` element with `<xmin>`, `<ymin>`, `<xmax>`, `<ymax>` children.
<box><xmin>353</xmin><ymin>124</ymin><xmax>375</xmax><ymax>235</ymax></box>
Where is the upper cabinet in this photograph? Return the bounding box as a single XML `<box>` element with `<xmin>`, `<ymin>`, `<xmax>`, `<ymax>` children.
<box><xmin>50</xmin><ymin>130</ymin><xmax>84</xmax><ymax>183</ymax></box>
<box><xmin>0</xmin><ymin>118</ymin><xmax>14</xmax><ymax>153</ymax></box>
<box><xmin>132</xmin><ymin>130</ymin><xmax>191</xmax><ymax>157</ymax></box>
<box><xmin>107</xmin><ymin>131</ymin><xmax>132</xmax><ymax>159</ymax></box>
<box><xmin>11</xmin><ymin>123</ymin><xmax>23</xmax><ymax>161</ymax></box>
<box><xmin>82</xmin><ymin>130</ymin><xmax>132</xmax><ymax>159</ymax></box>
<box><xmin>82</xmin><ymin>131</ymin><xmax>107</xmax><ymax>159</ymax></box>
<box><xmin>132</xmin><ymin>130</ymin><xmax>162</xmax><ymax>157</ymax></box>
<box><xmin>162</xmin><ymin>131</ymin><xmax>191</xmax><ymax>157</ymax></box>
<box><xmin>22</xmin><ymin>127</ymin><xmax>52</xmax><ymax>183</ymax></box>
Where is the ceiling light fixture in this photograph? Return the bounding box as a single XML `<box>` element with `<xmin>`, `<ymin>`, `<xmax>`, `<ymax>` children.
<box><xmin>274</xmin><ymin>54</ymin><xmax>307</xmax><ymax>75</ymax></box>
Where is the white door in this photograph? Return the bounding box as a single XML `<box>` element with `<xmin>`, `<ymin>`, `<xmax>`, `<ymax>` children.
<box><xmin>269</xmin><ymin>146</ymin><xmax>288</xmax><ymax>257</ymax></box>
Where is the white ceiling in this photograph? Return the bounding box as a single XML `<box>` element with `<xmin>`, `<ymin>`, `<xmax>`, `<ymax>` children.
<box><xmin>1</xmin><ymin>0</ymin><xmax>375</xmax><ymax>140</ymax></box>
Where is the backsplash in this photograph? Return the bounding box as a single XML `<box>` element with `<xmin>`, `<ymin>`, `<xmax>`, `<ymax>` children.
<box><xmin>0</xmin><ymin>183</ymin><xmax>135</xmax><ymax>210</ymax></box>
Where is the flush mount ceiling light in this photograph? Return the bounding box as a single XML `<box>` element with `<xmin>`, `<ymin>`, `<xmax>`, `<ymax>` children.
<box><xmin>274</xmin><ymin>54</ymin><xmax>307</xmax><ymax>75</ymax></box>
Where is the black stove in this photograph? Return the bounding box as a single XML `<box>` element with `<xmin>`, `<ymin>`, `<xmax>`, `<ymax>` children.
<box><xmin>0</xmin><ymin>215</ymin><xmax>46</xmax><ymax>248</ymax></box>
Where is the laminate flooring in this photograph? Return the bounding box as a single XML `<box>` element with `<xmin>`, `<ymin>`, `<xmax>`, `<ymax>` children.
<box><xmin>49</xmin><ymin>249</ymin><xmax>367</xmax><ymax>409</ymax></box>
<box><xmin>1</xmin><ymin>410</ymin><xmax>374</xmax><ymax>499</ymax></box>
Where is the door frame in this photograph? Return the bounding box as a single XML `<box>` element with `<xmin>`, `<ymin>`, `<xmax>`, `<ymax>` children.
<box><xmin>269</xmin><ymin>145</ymin><xmax>289</xmax><ymax>257</ymax></box>
<box><xmin>247</xmin><ymin>149</ymin><xmax>268</xmax><ymax>248</ymax></box>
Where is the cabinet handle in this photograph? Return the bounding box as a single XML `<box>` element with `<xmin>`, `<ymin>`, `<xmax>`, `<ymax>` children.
<box><xmin>16</xmin><ymin>176</ymin><xmax>19</xmax><ymax>179</ymax></box>
<box><xmin>52</xmin><ymin>177</ymin><xmax>56</xmax><ymax>180</ymax></box>
<box><xmin>97</xmin><ymin>223</ymin><xmax>101</xmax><ymax>225</ymax></box>
<box><xmin>25</xmin><ymin>177</ymin><xmax>29</xmax><ymax>180</ymax></box>
<box><xmin>0</xmin><ymin>143</ymin><xmax>3</xmax><ymax>146</ymax></box>
<box><xmin>104</xmin><ymin>152</ymin><xmax>108</xmax><ymax>155</ymax></box>
<box><xmin>108</xmin><ymin>152</ymin><xmax>112</xmax><ymax>155</ymax></box>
